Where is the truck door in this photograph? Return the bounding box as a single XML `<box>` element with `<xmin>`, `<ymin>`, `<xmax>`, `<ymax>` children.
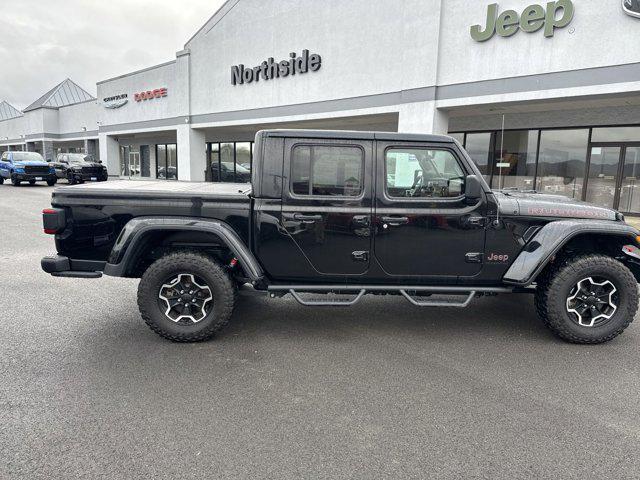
<box><xmin>373</xmin><ymin>141</ymin><xmax>486</xmax><ymax>280</ymax></box>
<box><xmin>280</xmin><ymin>138</ymin><xmax>373</xmax><ymax>276</ymax></box>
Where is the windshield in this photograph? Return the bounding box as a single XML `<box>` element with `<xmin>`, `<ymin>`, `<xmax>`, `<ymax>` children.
<box><xmin>67</xmin><ymin>154</ymin><xmax>89</xmax><ymax>163</ymax></box>
<box><xmin>12</xmin><ymin>152</ymin><xmax>45</xmax><ymax>162</ymax></box>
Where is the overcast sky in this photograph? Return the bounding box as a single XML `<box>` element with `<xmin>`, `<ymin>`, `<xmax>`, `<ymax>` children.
<box><xmin>0</xmin><ymin>0</ymin><xmax>226</xmax><ymax>109</ymax></box>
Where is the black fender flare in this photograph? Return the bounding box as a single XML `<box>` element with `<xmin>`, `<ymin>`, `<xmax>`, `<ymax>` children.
<box><xmin>103</xmin><ymin>216</ymin><xmax>264</xmax><ymax>281</ymax></box>
<box><xmin>503</xmin><ymin>220</ymin><xmax>640</xmax><ymax>286</ymax></box>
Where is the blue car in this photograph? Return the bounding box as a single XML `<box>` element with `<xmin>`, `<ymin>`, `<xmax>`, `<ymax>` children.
<box><xmin>0</xmin><ymin>151</ymin><xmax>57</xmax><ymax>186</ymax></box>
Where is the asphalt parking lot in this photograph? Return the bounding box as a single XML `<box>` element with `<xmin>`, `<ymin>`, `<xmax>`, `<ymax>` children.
<box><xmin>1</xmin><ymin>184</ymin><xmax>640</xmax><ymax>479</ymax></box>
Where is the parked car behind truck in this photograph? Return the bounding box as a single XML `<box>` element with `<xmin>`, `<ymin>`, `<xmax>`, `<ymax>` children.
<box><xmin>51</xmin><ymin>153</ymin><xmax>108</xmax><ymax>184</ymax></box>
<box><xmin>0</xmin><ymin>151</ymin><xmax>56</xmax><ymax>186</ymax></box>
<box><xmin>41</xmin><ymin>130</ymin><xmax>640</xmax><ymax>344</ymax></box>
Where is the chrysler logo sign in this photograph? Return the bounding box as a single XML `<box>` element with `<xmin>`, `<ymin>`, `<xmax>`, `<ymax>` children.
<box><xmin>103</xmin><ymin>94</ymin><xmax>128</xmax><ymax>109</ymax></box>
<box><xmin>623</xmin><ymin>0</ymin><xmax>640</xmax><ymax>18</ymax></box>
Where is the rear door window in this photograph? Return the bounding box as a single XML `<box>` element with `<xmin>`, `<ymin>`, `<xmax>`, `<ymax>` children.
<box><xmin>291</xmin><ymin>145</ymin><xmax>364</xmax><ymax>197</ymax></box>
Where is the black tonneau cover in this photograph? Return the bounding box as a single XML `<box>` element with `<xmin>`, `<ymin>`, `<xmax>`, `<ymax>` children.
<box><xmin>51</xmin><ymin>180</ymin><xmax>251</xmax><ymax>204</ymax></box>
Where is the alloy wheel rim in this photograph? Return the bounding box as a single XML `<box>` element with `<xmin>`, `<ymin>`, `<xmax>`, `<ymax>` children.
<box><xmin>566</xmin><ymin>277</ymin><xmax>618</xmax><ymax>328</ymax></box>
<box><xmin>158</xmin><ymin>273</ymin><xmax>213</xmax><ymax>324</ymax></box>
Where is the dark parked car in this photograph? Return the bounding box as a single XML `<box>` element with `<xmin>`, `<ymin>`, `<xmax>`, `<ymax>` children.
<box><xmin>42</xmin><ymin>130</ymin><xmax>640</xmax><ymax>344</ymax></box>
<box><xmin>51</xmin><ymin>153</ymin><xmax>108</xmax><ymax>184</ymax></box>
<box><xmin>0</xmin><ymin>151</ymin><xmax>56</xmax><ymax>186</ymax></box>
<box><xmin>211</xmin><ymin>161</ymin><xmax>251</xmax><ymax>183</ymax></box>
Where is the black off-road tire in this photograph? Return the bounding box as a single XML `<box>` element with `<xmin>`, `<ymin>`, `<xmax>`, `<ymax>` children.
<box><xmin>0</xmin><ymin>176</ymin><xmax>4</xmax><ymax>185</ymax></box>
<box><xmin>29</xmin><ymin>179</ymin><xmax>36</xmax><ymax>185</ymax></box>
<box><xmin>10</xmin><ymin>176</ymin><xmax>20</xmax><ymax>186</ymax></box>
<box><xmin>535</xmin><ymin>254</ymin><xmax>638</xmax><ymax>344</ymax></box>
<box><xmin>46</xmin><ymin>178</ymin><xmax>57</xmax><ymax>186</ymax></box>
<box><xmin>67</xmin><ymin>172</ymin><xmax>76</xmax><ymax>185</ymax></box>
<box><xmin>137</xmin><ymin>251</ymin><xmax>236</xmax><ymax>342</ymax></box>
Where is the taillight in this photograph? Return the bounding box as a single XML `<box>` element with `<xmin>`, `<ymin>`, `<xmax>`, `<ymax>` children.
<box><xmin>42</xmin><ymin>208</ymin><xmax>66</xmax><ymax>235</ymax></box>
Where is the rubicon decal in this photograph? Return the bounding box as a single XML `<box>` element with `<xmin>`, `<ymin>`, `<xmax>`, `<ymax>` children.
<box><xmin>231</xmin><ymin>50</ymin><xmax>322</xmax><ymax>86</ymax></box>
<box><xmin>527</xmin><ymin>207</ymin><xmax>612</xmax><ymax>219</ymax></box>
<box><xmin>134</xmin><ymin>88</ymin><xmax>168</xmax><ymax>102</ymax></box>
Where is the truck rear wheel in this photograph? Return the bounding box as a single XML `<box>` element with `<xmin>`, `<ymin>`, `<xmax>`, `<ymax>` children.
<box><xmin>137</xmin><ymin>252</ymin><xmax>236</xmax><ymax>342</ymax></box>
<box><xmin>535</xmin><ymin>254</ymin><xmax>638</xmax><ymax>344</ymax></box>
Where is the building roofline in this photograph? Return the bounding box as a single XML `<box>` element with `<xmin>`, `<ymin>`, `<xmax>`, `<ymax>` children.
<box><xmin>97</xmin><ymin>59</ymin><xmax>177</xmax><ymax>86</ymax></box>
<box><xmin>23</xmin><ymin>79</ymin><xmax>96</xmax><ymax>112</ymax></box>
<box><xmin>184</xmin><ymin>0</ymin><xmax>240</xmax><ymax>47</ymax></box>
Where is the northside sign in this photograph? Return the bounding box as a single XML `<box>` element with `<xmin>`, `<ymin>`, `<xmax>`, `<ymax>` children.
<box><xmin>471</xmin><ymin>1</ymin><xmax>575</xmax><ymax>42</ymax></box>
<box><xmin>231</xmin><ymin>50</ymin><xmax>322</xmax><ymax>86</ymax></box>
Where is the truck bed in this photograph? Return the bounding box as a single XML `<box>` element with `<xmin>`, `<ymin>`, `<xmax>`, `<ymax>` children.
<box><xmin>50</xmin><ymin>180</ymin><xmax>252</xmax><ymax>263</ymax></box>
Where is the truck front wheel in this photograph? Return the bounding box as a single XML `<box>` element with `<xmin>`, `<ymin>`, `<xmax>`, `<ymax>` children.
<box><xmin>137</xmin><ymin>252</ymin><xmax>236</xmax><ymax>342</ymax></box>
<box><xmin>535</xmin><ymin>254</ymin><xmax>638</xmax><ymax>344</ymax></box>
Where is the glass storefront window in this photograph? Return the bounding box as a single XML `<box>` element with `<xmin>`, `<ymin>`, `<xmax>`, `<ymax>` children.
<box><xmin>156</xmin><ymin>144</ymin><xmax>177</xmax><ymax>180</ymax></box>
<box><xmin>585</xmin><ymin>146</ymin><xmax>621</xmax><ymax>209</ymax></box>
<box><xmin>236</xmin><ymin>142</ymin><xmax>252</xmax><ymax>181</ymax></box>
<box><xmin>536</xmin><ymin>129</ymin><xmax>589</xmax><ymax>199</ymax></box>
<box><xmin>207</xmin><ymin>142</ymin><xmax>254</xmax><ymax>183</ymax></box>
<box><xmin>465</xmin><ymin>133</ymin><xmax>492</xmax><ymax>182</ymax></box>
<box><xmin>492</xmin><ymin>130</ymin><xmax>538</xmax><ymax>191</ymax></box>
<box><xmin>448</xmin><ymin>133</ymin><xmax>465</xmax><ymax>145</ymax></box>
<box><xmin>167</xmin><ymin>144</ymin><xmax>177</xmax><ymax>180</ymax></box>
<box><xmin>591</xmin><ymin>127</ymin><xmax>640</xmax><ymax>143</ymax></box>
<box><xmin>620</xmin><ymin>147</ymin><xmax>640</xmax><ymax>213</ymax></box>
<box><xmin>209</xmin><ymin>143</ymin><xmax>220</xmax><ymax>181</ymax></box>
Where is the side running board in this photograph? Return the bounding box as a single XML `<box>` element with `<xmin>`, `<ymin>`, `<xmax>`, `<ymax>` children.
<box><xmin>400</xmin><ymin>290</ymin><xmax>476</xmax><ymax>308</ymax></box>
<box><xmin>288</xmin><ymin>289</ymin><xmax>366</xmax><ymax>307</ymax></box>
<box><xmin>268</xmin><ymin>286</ymin><xmax>511</xmax><ymax>308</ymax></box>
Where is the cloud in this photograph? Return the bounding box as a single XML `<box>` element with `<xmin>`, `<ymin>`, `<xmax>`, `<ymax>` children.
<box><xmin>0</xmin><ymin>0</ymin><xmax>226</xmax><ymax>109</ymax></box>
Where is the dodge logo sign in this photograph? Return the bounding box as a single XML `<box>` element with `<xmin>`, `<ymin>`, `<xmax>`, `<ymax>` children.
<box><xmin>623</xmin><ymin>0</ymin><xmax>640</xmax><ymax>18</ymax></box>
<box><xmin>134</xmin><ymin>88</ymin><xmax>168</xmax><ymax>102</ymax></box>
<box><xmin>103</xmin><ymin>94</ymin><xmax>128</xmax><ymax>109</ymax></box>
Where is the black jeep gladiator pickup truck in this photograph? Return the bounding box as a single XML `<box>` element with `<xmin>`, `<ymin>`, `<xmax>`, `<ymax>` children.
<box><xmin>41</xmin><ymin>130</ymin><xmax>640</xmax><ymax>344</ymax></box>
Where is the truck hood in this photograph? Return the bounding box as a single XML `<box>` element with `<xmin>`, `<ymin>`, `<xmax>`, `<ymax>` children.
<box><xmin>496</xmin><ymin>191</ymin><xmax>618</xmax><ymax>221</ymax></box>
<box><xmin>14</xmin><ymin>161</ymin><xmax>50</xmax><ymax>168</ymax></box>
<box><xmin>70</xmin><ymin>162</ymin><xmax>105</xmax><ymax>169</ymax></box>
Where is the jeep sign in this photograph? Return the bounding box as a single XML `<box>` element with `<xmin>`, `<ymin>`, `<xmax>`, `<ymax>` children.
<box><xmin>623</xmin><ymin>0</ymin><xmax>640</xmax><ymax>18</ymax></box>
<box><xmin>471</xmin><ymin>1</ymin><xmax>575</xmax><ymax>42</ymax></box>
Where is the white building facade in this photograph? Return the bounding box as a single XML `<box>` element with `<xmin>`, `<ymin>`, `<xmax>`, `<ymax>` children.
<box><xmin>2</xmin><ymin>0</ymin><xmax>640</xmax><ymax>212</ymax></box>
<box><xmin>0</xmin><ymin>80</ymin><xmax>99</xmax><ymax>161</ymax></box>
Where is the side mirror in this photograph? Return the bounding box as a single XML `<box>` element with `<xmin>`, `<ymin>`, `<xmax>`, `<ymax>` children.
<box><xmin>466</xmin><ymin>175</ymin><xmax>483</xmax><ymax>200</ymax></box>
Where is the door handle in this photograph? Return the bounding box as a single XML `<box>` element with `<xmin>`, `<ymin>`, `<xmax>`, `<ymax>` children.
<box><xmin>381</xmin><ymin>216</ymin><xmax>409</xmax><ymax>226</ymax></box>
<box><xmin>352</xmin><ymin>215</ymin><xmax>370</xmax><ymax>226</ymax></box>
<box><xmin>292</xmin><ymin>213</ymin><xmax>323</xmax><ymax>223</ymax></box>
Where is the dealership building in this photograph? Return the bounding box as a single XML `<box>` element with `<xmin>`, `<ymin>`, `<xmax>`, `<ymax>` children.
<box><xmin>1</xmin><ymin>0</ymin><xmax>640</xmax><ymax>212</ymax></box>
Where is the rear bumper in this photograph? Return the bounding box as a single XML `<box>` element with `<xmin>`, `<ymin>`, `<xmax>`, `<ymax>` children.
<box><xmin>41</xmin><ymin>255</ymin><xmax>105</xmax><ymax>279</ymax></box>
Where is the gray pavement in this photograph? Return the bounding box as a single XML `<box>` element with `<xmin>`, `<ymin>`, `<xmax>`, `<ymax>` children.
<box><xmin>1</xmin><ymin>184</ymin><xmax>640</xmax><ymax>479</ymax></box>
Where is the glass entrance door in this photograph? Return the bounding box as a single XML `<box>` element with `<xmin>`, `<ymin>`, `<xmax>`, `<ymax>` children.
<box><xmin>129</xmin><ymin>152</ymin><xmax>141</xmax><ymax>178</ymax></box>
<box><xmin>619</xmin><ymin>146</ymin><xmax>640</xmax><ymax>214</ymax></box>
<box><xmin>585</xmin><ymin>146</ymin><xmax>621</xmax><ymax>209</ymax></box>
